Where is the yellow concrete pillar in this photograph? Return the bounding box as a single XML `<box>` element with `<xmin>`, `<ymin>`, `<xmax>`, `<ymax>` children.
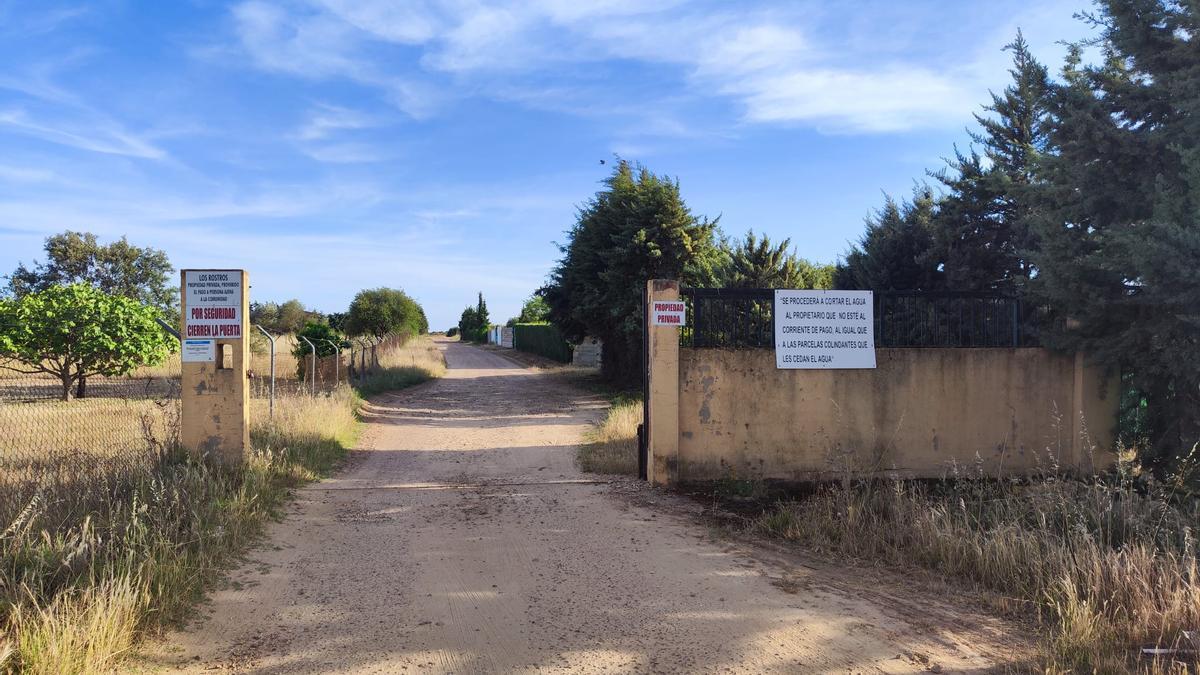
<box><xmin>180</xmin><ymin>269</ymin><xmax>250</xmax><ymax>464</ymax></box>
<box><xmin>646</xmin><ymin>279</ymin><xmax>681</xmax><ymax>485</ymax></box>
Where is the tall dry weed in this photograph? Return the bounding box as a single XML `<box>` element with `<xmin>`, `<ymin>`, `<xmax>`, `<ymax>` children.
<box><xmin>752</xmin><ymin>454</ymin><xmax>1200</xmax><ymax>670</ymax></box>
<box><xmin>578</xmin><ymin>398</ymin><xmax>642</xmax><ymax>475</ymax></box>
<box><xmin>1</xmin><ymin>383</ymin><xmax>364</xmax><ymax>672</ymax></box>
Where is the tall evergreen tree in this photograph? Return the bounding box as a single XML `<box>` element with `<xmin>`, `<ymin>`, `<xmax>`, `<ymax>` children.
<box><xmin>542</xmin><ymin>161</ymin><xmax>722</xmax><ymax>383</ymax></box>
<box><xmin>835</xmin><ymin>188</ymin><xmax>942</xmax><ymax>291</ymax></box>
<box><xmin>1032</xmin><ymin>0</ymin><xmax>1200</xmax><ymax>467</ymax></box>
<box><xmin>721</xmin><ymin>231</ymin><xmax>832</xmax><ymax>289</ymax></box>
<box><xmin>928</xmin><ymin>31</ymin><xmax>1050</xmax><ymax>292</ymax></box>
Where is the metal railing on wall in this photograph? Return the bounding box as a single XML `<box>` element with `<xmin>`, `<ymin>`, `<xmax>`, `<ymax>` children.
<box><xmin>679</xmin><ymin>287</ymin><xmax>1042</xmax><ymax>349</ymax></box>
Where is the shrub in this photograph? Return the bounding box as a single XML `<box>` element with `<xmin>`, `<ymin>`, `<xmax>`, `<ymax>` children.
<box><xmin>513</xmin><ymin>323</ymin><xmax>572</xmax><ymax>363</ymax></box>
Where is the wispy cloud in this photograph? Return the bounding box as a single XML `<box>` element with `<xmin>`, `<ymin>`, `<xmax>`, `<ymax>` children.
<box><xmin>0</xmin><ymin>108</ymin><xmax>167</xmax><ymax>159</ymax></box>
<box><xmin>222</xmin><ymin>0</ymin><xmax>1023</xmax><ymax>134</ymax></box>
<box><xmin>230</xmin><ymin>1</ymin><xmax>442</xmax><ymax>119</ymax></box>
<box><xmin>296</xmin><ymin>103</ymin><xmax>381</xmax><ymax>141</ymax></box>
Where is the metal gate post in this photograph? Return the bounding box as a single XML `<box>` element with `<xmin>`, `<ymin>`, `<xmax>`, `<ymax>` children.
<box><xmin>639</xmin><ymin>283</ymin><xmax>649</xmax><ymax>480</ymax></box>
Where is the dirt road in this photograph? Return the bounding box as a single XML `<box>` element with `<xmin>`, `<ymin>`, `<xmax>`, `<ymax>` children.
<box><xmin>151</xmin><ymin>339</ymin><xmax>1028</xmax><ymax>674</ymax></box>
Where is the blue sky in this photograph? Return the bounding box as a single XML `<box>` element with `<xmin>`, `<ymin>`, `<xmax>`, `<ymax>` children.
<box><xmin>0</xmin><ymin>1</ymin><xmax>1095</xmax><ymax>329</ymax></box>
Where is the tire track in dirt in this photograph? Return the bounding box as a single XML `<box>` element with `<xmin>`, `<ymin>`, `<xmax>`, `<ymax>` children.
<box><xmin>145</xmin><ymin>338</ymin><xmax>1031</xmax><ymax>673</ymax></box>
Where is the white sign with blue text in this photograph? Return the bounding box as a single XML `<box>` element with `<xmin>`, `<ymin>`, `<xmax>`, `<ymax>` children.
<box><xmin>774</xmin><ymin>290</ymin><xmax>876</xmax><ymax>369</ymax></box>
<box><xmin>181</xmin><ymin>339</ymin><xmax>216</xmax><ymax>363</ymax></box>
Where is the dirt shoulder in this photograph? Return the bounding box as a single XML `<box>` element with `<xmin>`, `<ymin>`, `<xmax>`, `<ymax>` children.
<box><xmin>142</xmin><ymin>338</ymin><xmax>1033</xmax><ymax>674</ymax></box>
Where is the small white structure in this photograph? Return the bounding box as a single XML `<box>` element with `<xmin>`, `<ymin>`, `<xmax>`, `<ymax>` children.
<box><xmin>572</xmin><ymin>336</ymin><xmax>602</xmax><ymax>367</ymax></box>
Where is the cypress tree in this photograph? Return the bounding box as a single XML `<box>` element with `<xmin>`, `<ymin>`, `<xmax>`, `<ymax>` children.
<box><xmin>542</xmin><ymin>161</ymin><xmax>722</xmax><ymax>383</ymax></box>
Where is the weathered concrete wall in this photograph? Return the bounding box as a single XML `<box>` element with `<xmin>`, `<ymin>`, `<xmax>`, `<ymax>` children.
<box><xmin>572</xmin><ymin>336</ymin><xmax>602</xmax><ymax>368</ymax></box>
<box><xmin>675</xmin><ymin>347</ymin><xmax>1117</xmax><ymax>484</ymax></box>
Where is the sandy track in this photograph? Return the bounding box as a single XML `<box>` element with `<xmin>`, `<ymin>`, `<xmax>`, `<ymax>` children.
<box><xmin>147</xmin><ymin>338</ymin><xmax>1029</xmax><ymax>674</ymax></box>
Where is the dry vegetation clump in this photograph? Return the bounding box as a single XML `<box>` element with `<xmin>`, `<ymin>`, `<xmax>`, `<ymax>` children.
<box><xmin>0</xmin><ymin>386</ymin><xmax>361</xmax><ymax>673</ymax></box>
<box><xmin>578</xmin><ymin>398</ymin><xmax>642</xmax><ymax>475</ymax></box>
<box><xmin>353</xmin><ymin>335</ymin><xmax>446</xmax><ymax>398</ymax></box>
<box><xmin>752</xmin><ymin>450</ymin><xmax>1200</xmax><ymax>672</ymax></box>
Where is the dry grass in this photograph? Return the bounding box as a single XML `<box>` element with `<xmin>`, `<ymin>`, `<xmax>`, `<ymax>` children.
<box><xmin>353</xmin><ymin>335</ymin><xmax>446</xmax><ymax>397</ymax></box>
<box><xmin>751</xmin><ymin>452</ymin><xmax>1200</xmax><ymax>672</ymax></box>
<box><xmin>0</xmin><ymin>386</ymin><xmax>362</xmax><ymax>673</ymax></box>
<box><xmin>1</xmin><ymin>398</ymin><xmax>178</xmax><ymax>457</ymax></box>
<box><xmin>578</xmin><ymin>398</ymin><xmax>642</xmax><ymax>475</ymax></box>
<box><xmin>0</xmin><ymin>332</ymin><xmax>449</xmax><ymax>672</ymax></box>
<box><xmin>13</xmin><ymin>575</ymin><xmax>148</xmax><ymax>675</ymax></box>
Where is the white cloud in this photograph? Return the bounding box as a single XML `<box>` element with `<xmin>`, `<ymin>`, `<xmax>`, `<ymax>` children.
<box><xmin>0</xmin><ymin>108</ymin><xmax>167</xmax><ymax>159</ymax></box>
<box><xmin>0</xmin><ymin>164</ymin><xmax>55</xmax><ymax>183</ymax></box>
<box><xmin>231</xmin><ymin>1</ymin><xmax>441</xmax><ymax>119</ymax></box>
<box><xmin>296</xmin><ymin>103</ymin><xmax>380</xmax><ymax>141</ymax></box>
<box><xmin>224</xmin><ymin>1</ymin><xmax>1002</xmax><ymax>134</ymax></box>
<box><xmin>300</xmin><ymin>142</ymin><xmax>389</xmax><ymax>163</ymax></box>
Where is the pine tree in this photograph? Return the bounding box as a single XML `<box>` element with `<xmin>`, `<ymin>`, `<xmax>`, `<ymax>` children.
<box><xmin>928</xmin><ymin>31</ymin><xmax>1050</xmax><ymax>292</ymax></box>
<box><xmin>722</xmin><ymin>231</ymin><xmax>829</xmax><ymax>289</ymax></box>
<box><xmin>1031</xmin><ymin>0</ymin><xmax>1200</xmax><ymax>467</ymax></box>
<box><xmin>835</xmin><ymin>188</ymin><xmax>942</xmax><ymax>291</ymax></box>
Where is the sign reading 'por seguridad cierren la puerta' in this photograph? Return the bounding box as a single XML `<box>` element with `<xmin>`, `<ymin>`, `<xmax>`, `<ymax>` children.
<box><xmin>183</xmin><ymin>270</ymin><xmax>243</xmax><ymax>339</ymax></box>
<box><xmin>774</xmin><ymin>290</ymin><xmax>875</xmax><ymax>369</ymax></box>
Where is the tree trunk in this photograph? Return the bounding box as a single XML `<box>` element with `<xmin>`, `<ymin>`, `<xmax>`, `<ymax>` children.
<box><xmin>60</xmin><ymin>370</ymin><xmax>74</xmax><ymax>402</ymax></box>
<box><xmin>75</xmin><ymin>375</ymin><xmax>87</xmax><ymax>399</ymax></box>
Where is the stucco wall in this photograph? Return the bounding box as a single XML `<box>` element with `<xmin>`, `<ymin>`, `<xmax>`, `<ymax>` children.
<box><xmin>676</xmin><ymin>347</ymin><xmax>1117</xmax><ymax>483</ymax></box>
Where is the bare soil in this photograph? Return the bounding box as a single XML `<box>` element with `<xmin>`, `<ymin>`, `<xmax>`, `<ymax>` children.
<box><xmin>144</xmin><ymin>338</ymin><xmax>1033</xmax><ymax>674</ymax></box>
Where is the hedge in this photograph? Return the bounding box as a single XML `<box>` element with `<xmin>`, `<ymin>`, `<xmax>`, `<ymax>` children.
<box><xmin>513</xmin><ymin>323</ymin><xmax>572</xmax><ymax>363</ymax></box>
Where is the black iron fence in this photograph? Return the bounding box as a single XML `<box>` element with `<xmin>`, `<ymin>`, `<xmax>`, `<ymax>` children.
<box><xmin>679</xmin><ymin>287</ymin><xmax>1041</xmax><ymax>349</ymax></box>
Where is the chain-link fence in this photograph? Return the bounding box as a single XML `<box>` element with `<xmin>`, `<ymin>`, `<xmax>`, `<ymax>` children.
<box><xmin>0</xmin><ymin>328</ymin><xmax>419</xmax><ymax>536</ymax></box>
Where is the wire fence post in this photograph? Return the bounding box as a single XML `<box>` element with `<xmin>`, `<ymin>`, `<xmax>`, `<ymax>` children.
<box><xmin>299</xmin><ymin>335</ymin><xmax>317</xmax><ymax>396</ymax></box>
<box><xmin>255</xmin><ymin>325</ymin><xmax>277</xmax><ymax>418</ymax></box>
<box><xmin>324</xmin><ymin>339</ymin><xmax>340</xmax><ymax>386</ymax></box>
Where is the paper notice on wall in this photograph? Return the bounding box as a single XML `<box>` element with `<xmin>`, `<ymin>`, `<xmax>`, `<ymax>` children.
<box><xmin>774</xmin><ymin>290</ymin><xmax>875</xmax><ymax>369</ymax></box>
<box><xmin>183</xmin><ymin>270</ymin><xmax>243</xmax><ymax>339</ymax></box>
<box><xmin>181</xmin><ymin>339</ymin><xmax>215</xmax><ymax>363</ymax></box>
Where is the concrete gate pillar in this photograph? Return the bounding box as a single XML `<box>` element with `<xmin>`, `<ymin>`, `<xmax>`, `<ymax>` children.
<box><xmin>646</xmin><ymin>279</ymin><xmax>681</xmax><ymax>486</ymax></box>
<box><xmin>180</xmin><ymin>269</ymin><xmax>250</xmax><ymax>464</ymax></box>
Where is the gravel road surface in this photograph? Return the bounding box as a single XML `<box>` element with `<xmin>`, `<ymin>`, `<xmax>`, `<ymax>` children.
<box><xmin>149</xmin><ymin>338</ymin><xmax>1029</xmax><ymax>674</ymax></box>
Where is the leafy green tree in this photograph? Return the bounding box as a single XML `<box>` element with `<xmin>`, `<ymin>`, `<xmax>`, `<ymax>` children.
<box><xmin>7</xmin><ymin>231</ymin><xmax>175</xmax><ymax>313</ymax></box>
<box><xmin>721</xmin><ymin>230</ymin><xmax>833</xmax><ymax>289</ymax></box>
<box><xmin>0</xmin><ymin>284</ymin><xmax>173</xmax><ymax>401</ymax></box>
<box><xmin>7</xmin><ymin>231</ymin><xmax>176</xmax><ymax>397</ymax></box>
<box><xmin>542</xmin><ymin>160</ymin><xmax>723</xmax><ymax>383</ymax></box>
<box><xmin>1030</xmin><ymin>0</ymin><xmax>1200</xmax><ymax>468</ymax></box>
<box><xmin>291</xmin><ymin>321</ymin><xmax>344</xmax><ymax>380</ymax></box>
<box><xmin>517</xmin><ymin>294</ymin><xmax>551</xmax><ymax>323</ymax></box>
<box><xmin>326</xmin><ymin>311</ymin><xmax>349</xmax><ymax>332</ymax></box>
<box><xmin>928</xmin><ymin>31</ymin><xmax>1050</xmax><ymax>292</ymax></box>
<box><xmin>344</xmin><ymin>288</ymin><xmax>426</xmax><ymax>340</ymax></box>
<box><xmin>835</xmin><ymin>188</ymin><xmax>942</xmax><ymax>291</ymax></box>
